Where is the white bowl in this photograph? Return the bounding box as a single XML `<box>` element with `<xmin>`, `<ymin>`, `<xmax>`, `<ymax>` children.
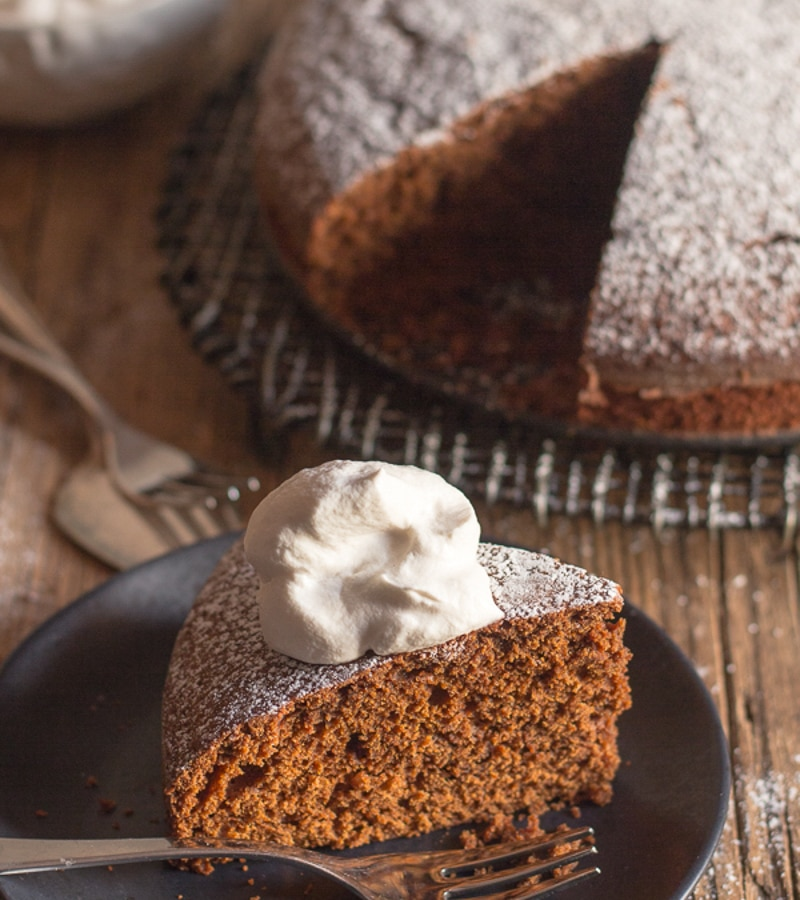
<box><xmin>0</xmin><ymin>0</ymin><xmax>229</xmax><ymax>126</ymax></box>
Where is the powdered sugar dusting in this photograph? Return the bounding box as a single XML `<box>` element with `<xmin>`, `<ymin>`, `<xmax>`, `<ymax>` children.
<box><xmin>162</xmin><ymin>540</ymin><xmax>621</xmax><ymax>780</ymax></box>
<box><xmin>587</xmin><ymin>0</ymin><xmax>800</xmax><ymax>383</ymax></box>
<box><xmin>256</xmin><ymin>0</ymin><xmax>800</xmax><ymax>384</ymax></box>
<box><xmin>478</xmin><ymin>543</ymin><xmax>620</xmax><ymax>617</ymax></box>
<box><xmin>257</xmin><ymin>0</ymin><xmax>648</xmax><ymax>230</ymax></box>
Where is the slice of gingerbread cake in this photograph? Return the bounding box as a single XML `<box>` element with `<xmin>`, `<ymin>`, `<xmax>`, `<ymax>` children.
<box><xmin>162</xmin><ymin>461</ymin><xmax>630</xmax><ymax>852</ymax></box>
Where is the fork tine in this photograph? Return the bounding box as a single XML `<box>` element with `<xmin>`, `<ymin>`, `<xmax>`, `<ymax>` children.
<box><xmin>430</xmin><ymin>826</ymin><xmax>599</xmax><ymax>900</ymax></box>
<box><xmin>143</xmin><ymin>473</ymin><xmax>260</xmax><ymax>507</ymax></box>
<box><xmin>437</xmin><ymin>846</ymin><xmax>599</xmax><ymax>900</ymax></box>
<box><xmin>503</xmin><ymin>862</ymin><xmax>601</xmax><ymax>898</ymax></box>
<box><xmin>135</xmin><ymin>498</ymin><xmax>241</xmax><ymax>550</ymax></box>
<box><xmin>441</xmin><ymin>866</ymin><xmax>599</xmax><ymax>900</ymax></box>
<box><xmin>134</xmin><ymin>505</ymin><xmax>203</xmax><ymax>550</ymax></box>
<box><xmin>185</xmin><ymin>503</ymin><xmax>238</xmax><ymax>538</ymax></box>
<box><xmin>170</xmin><ymin>500</ymin><xmax>243</xmax><ymax>539</ymax></box>
<box><xmin>209</xmin><ymin>496</ymin><xmax>246</xmax><ymax>531</ymax></box>
<box><xmin>172</xmin><ymin>472</ymin><xmax>261</xmax><ymax>494</ymax></box>
<box><xmin>431</xmin><ymin>825</ymin><xmax>594</xmax><ymax>879</ymax></box>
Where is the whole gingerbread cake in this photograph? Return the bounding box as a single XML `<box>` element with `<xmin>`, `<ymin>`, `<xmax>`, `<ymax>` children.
<box><xmin>162</xmin><ymin>462</ymin><xmax>631</xmax><ymax>853</ymax></box>
<box><xmin>254</xmin><ymin>0</ymin><xmax>800</xmax><ymax>435</ymax></box>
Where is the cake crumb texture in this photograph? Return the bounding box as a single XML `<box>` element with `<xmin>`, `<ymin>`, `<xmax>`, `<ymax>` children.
<box><xmin>163</xmin><ymin>542</ymin><xmax>629</xmax><ymax>851</ymax></box>
<box><xmin>254</xmin><ymin>0</ymin><xmax>800</xmax><ymax>434</ymax></box>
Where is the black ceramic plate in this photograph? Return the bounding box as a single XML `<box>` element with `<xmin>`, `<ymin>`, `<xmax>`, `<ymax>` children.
<box><xmin>0</xmin><ymin>534</ymin><xmax>730</xmax><ymax>900</ymax></box>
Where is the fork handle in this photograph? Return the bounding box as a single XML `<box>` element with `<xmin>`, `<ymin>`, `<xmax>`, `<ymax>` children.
<box><xmin>0</xmin><ymin>248</ymin><xmax>121</xmax><ymax>444</ymax></box>
<box><xmin>0</xmin><ymin>832</ymin><xmax>597</xmax><ymax>899</ymax></box>
<box><xmin>0</xmin><ymin>246</ymin><xmax>76</xmax><ymax>366</ymax></box>
<box><xmin>0</xmin><ymin>332</ymin><xmax>111</xmax><ymax>432</ymax></box>
<box><xmin>0</xmin><ymin>836</ymin><xmax>183</xmax><ymax>875</ymax></box>
<box><xmin>0</xmin><ymin>834</ymin><xmax>371</xmax><ymax>897</ymax></box>
<box><xmin>0</xmin><ymin>835</ymin><xmax>336</xmax><ymax>876</ymax></box>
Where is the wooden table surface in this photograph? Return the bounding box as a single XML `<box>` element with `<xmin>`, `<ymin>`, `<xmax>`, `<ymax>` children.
<box><xmin>0</xmin><ymin>31</ymin><xmax>798</xmax><ymax>900</ymax></box>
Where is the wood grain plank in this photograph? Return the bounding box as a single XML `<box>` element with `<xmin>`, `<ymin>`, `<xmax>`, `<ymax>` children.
<box><xmin>719</xmin><ymin>530</ymin><xmax>800</xmax><ymax>899</ymax></box>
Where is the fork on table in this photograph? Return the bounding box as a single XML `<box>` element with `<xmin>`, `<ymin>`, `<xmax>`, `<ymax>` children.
<box><xmin>0</xmin><ymin>247</ymin><xmax>260</xmax><ymax>563</ymax></box>
<box><xmin>0</xmin><ymin>825</ymin><xmax>599</xmax><ymax>899</ymax></box>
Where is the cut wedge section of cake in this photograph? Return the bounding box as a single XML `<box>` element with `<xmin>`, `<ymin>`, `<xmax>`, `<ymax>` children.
<box><xmin>162</xmin><ymin>462</ymin><xmax>631</xmax><ymax>856</ymax></box>
<box><xmin>302</xmin><ymin>44</ymin><xmax>662</xmax><ymax>420</ymax></box>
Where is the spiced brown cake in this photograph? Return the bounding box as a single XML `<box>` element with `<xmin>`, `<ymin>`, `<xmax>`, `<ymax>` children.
<box><xmin>162</xmin><ymin>540</ymin><xmax>630</xmax><ymax>851</ymax></box>
<box><xmin>254</xmin><ymin>0</ymin><xmax>800</xmax><ymax>435</ymax></box>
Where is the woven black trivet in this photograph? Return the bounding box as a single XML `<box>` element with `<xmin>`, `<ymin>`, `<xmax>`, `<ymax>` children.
<box><xmin>156</xmin><ymin>55</ymin><xmax>800</xmax><ymax>538</ymax></box>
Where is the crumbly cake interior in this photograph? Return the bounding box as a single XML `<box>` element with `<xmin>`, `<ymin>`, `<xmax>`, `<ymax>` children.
<box><xmin>304</xmin><ymin>47</ymin><xmax>660</xmax><ymax>420</ymax></box>
<box><xmin>163</xmin><ymin>543</ymin><xmax>630</xmax><ymax>852</ymax></box>
<box><xmin>578</xmin><ymin>379</ymin><xmax>800</xmax><ymax>434</ymax></box>
<box><xmin>255</xmin><ymin>0</ymin><xmax>800</xmax><ymax>435</ymax></box>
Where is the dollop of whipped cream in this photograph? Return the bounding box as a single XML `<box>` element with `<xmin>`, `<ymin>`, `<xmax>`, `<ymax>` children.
<box><xmin>243</xmin><ymin>460</ymin><xmax>502</xmax><ymax>664</ymax></box>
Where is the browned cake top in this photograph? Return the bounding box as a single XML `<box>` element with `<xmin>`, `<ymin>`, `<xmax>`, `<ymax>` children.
<box><xmin>162</xmin><ymin>541</ymin><xmax>622</xmax><ymax>782</ymax></box>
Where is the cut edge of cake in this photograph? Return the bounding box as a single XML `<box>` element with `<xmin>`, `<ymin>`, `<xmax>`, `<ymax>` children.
<box><xmin>256</xmin><ymin>41</ymin><xmax>663</xmax><ymax>423</ymax></box>
<box><xmin>162</xmin><ymin>540</ymin><xmax>631</xmax><ymax>855</ymax></box>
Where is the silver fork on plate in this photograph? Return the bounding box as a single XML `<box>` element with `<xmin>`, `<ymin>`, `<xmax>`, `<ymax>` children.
<box><xmin>0</xmin><ymin>825</ymin><xmax>600</xmax><ymax>899</ymax></box>
<box><xmin>0</xmin><ymin>248</ymin><xmax>260</xmax><ymax>566</ymax></box>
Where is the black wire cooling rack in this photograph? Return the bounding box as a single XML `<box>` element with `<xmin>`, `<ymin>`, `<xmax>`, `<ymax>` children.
<box><xmin>156</xmin><ymin>55</ymin><xmax>800</xmax><ymax>540</ymax></box>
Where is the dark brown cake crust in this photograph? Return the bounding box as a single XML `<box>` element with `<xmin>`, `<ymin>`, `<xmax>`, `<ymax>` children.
<box><xmin>162</xmin><ymin>542</ymin><xmax>630</xmax><ymax>851</ymax></box>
